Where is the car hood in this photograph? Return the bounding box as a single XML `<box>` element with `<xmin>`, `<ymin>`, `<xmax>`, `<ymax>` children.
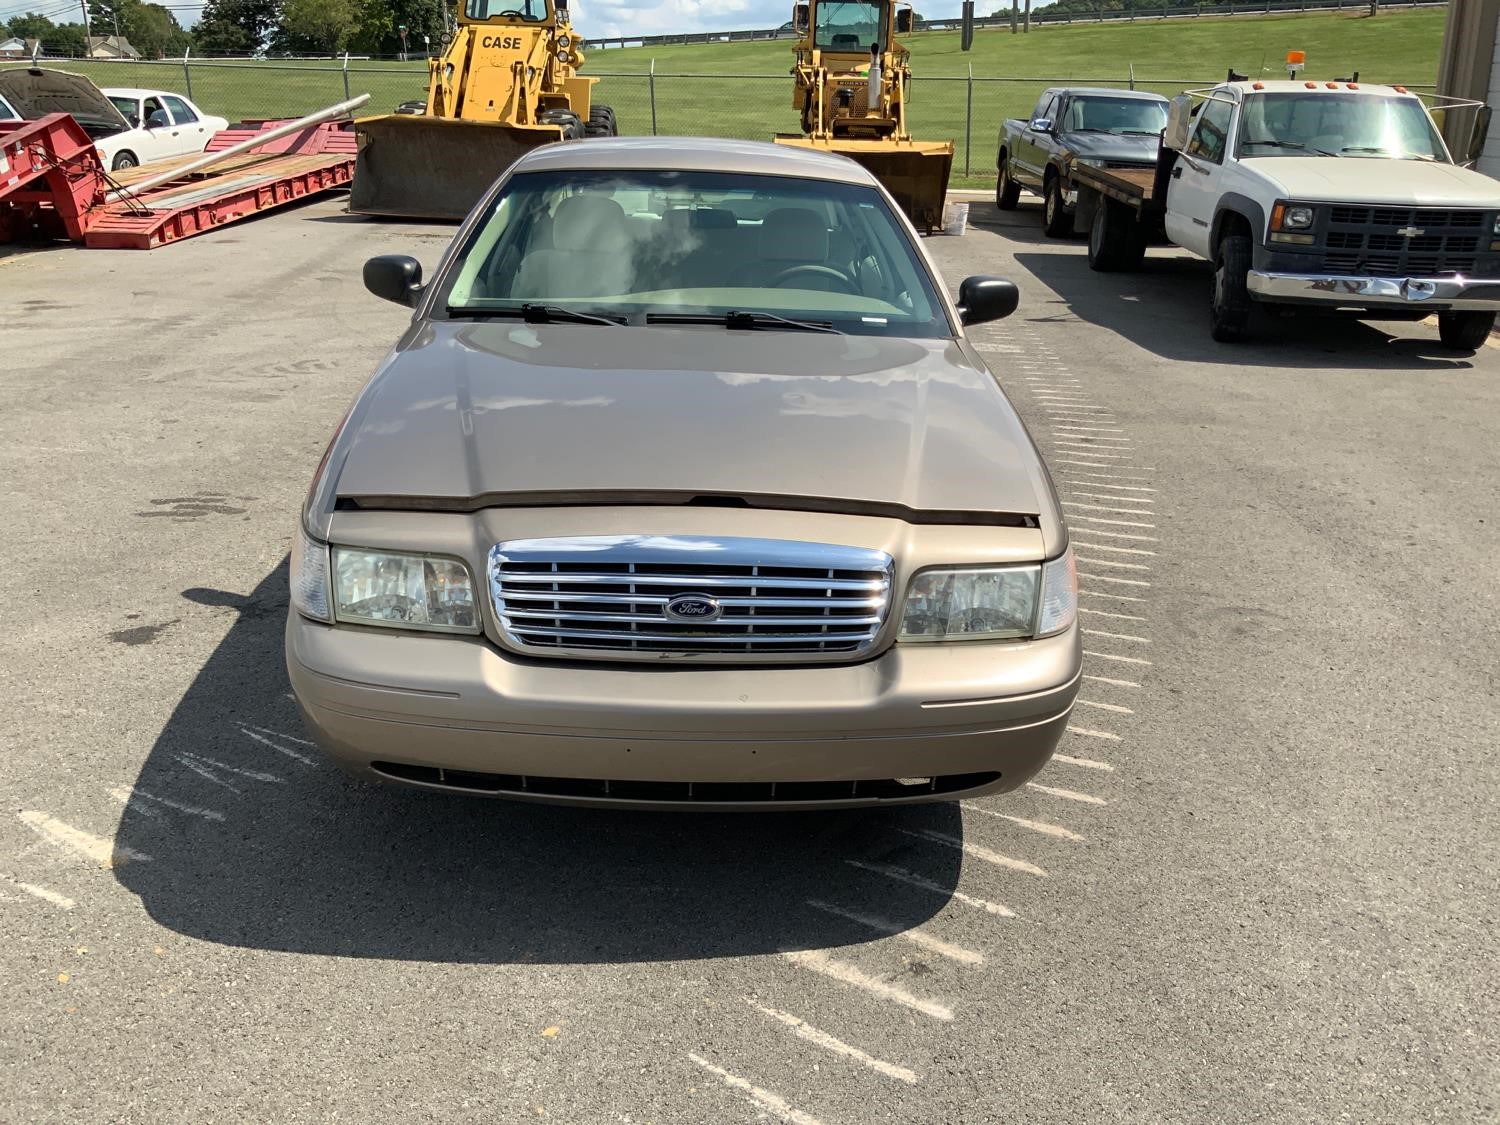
<box><xmin>329</xmin><ymin>323</ymin><xmax>1051</xmax><ymax>525</ymax></box>
<box><xmin>1061</xmin><ymin>131</ymin><xmax>1161</xmax><ymax>162</ymax></box>
<box><xmin>0</xmin><ymin>67</ymin><xmax>129</xmax><ymax>129</ymax></box>
<box><xmin>1243</xmin><ymin>156</ymin><xmax>1500</xmax><ymax>207</ymax></box>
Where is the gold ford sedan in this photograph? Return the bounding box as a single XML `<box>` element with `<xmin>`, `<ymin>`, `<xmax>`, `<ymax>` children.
<box><xmin>286</xmin><ymin>137</ymin><xmax>1080</xmax><ymax>810</ymax></box>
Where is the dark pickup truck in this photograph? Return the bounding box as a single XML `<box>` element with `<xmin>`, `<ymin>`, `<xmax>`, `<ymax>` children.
<box><xmin>995</xmin><ymin>86</ymin><xmax>1169</xmax><ymax>237</ymax></box>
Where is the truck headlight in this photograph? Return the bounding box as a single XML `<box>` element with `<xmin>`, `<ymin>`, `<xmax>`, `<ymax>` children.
<box><xmin>332</xmin><ymin>547</ymin><xmax>481</xmax><ymax>634</ymax></box>
<box><xmin>291</xmin><ymin>524</ymin><xmax>332</xmax><ymax>623</ymax></box>
<box><xmin>1074</xmin><ymin>157</ymin><xmax>1106</xmax><ymax>169</ymax></box>
<box><xmin>899</xmin><ymin>548</ymin><xmax>1076</xmax><ymax>642</ymax></box>
<box><xmin>1282</xmin><ymin>205</ymin><xmax>1315</xmax><ymax>229</ymax></box>
<box><xmin>1492</xmin><ymin>214</ymin><xmax>1500</xmax><ymax>236</ymax></box>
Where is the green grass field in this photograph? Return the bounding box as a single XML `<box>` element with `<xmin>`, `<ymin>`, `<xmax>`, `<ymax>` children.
<box><xmin>2</xmin><ymin>7</ymin><xmax>1447</xmax><ymax>187</ymax></box>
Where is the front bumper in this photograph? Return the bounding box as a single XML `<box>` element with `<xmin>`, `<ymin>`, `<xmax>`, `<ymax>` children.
<box><xmin>286</xmin><ymin>614</ymin><xmax>1082</xmax><ymax>810</ymax></box>
<box><xmin>1247</xmin><ymin>271</ymin><xmax>1500</xmax><ymax>311</ymax></box>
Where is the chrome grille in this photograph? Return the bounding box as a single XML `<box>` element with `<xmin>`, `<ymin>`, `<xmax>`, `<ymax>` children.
<box><xmin>488</xmin><ymin>536</ymin><xmax>894</xmax><ymax>662</ymax></box>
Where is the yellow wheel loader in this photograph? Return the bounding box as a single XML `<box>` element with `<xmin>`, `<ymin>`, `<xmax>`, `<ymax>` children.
<box><xmin>350</xmin><ymin>0</ymin><xmax>615</xmax><ymax>220</ymax></box>
<box><xmin>774</xmin><ymin>0</ymin><xmax>953</xmax><ymax>233</ymax></box>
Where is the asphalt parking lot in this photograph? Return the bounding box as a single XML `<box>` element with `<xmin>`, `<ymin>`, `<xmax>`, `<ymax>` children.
<box><xmin>3</xmin><ymin>194</ymin><xmax>1497</xmax><ymax>1123</ymax></box>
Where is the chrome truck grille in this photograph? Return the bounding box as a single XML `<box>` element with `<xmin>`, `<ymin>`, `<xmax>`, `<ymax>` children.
<box><xmin>1320</xmin><ymin>207</ymin><xmax>1491</xmax><ymax>278</ymax></box>
<box><xmin>488</xmin><ymin>536</ymin><xmax>894</xmax><ymax>662</ymax></box>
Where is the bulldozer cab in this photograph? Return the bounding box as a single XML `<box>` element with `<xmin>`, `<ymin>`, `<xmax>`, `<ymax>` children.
<box><xmin>777</xmin><ymin>0</ymin><xmax>951</xmax><ymax>233</ymax></box>
<box><xmin>350</xmin><ymin>0</ymin><xmax>605</xmax><ymax>220</ymax></box>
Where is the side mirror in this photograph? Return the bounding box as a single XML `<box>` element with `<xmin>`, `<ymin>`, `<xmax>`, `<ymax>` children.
<box><xmin>1030</xmin><ymin>117</ymin><xmax>1053</xmax><ymax>134</ymax></box>
<box><xmin>895</xmin><ymin>8</ymin><xmax>913</xmax><ymax>33</ymax></box>
<box><xmin>793</xmin><ymin>3</ymin><xmax>809</xmax><ymax>31</ymax></box>
<box><xmin>364</xmin><ymin>254</ymin><xmax>424</xmax><ymax>307</ymax></box>
<box><xmin>956</xmin><ymin>276</ymin><xmax>1019</xmax><ymax>326</ymax></box>
<box><xmin>1465</xmin><ymin>104</ymin><xmax>1492</xmax><ymax>166</ymax></box>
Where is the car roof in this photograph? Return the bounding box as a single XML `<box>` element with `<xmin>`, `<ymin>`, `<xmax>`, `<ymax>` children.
<box><xmin>1219</xmin><ymin>80</ymin><xmax>1419</xmax><ymax>98</ymax></box>
<box><xmin>511</xmin><ymin>136</ymin><xmax>881</xmax><ymax>186</ymax></box>
<box><xmin>1044</xmin><ymin>86</ymin><xmax>1168</xmax><ymax>102</ymax></box>
<box><xmin>101</xmin><ymin>87</ymin><xmax>182</xmax><ymax>99</ymax></box>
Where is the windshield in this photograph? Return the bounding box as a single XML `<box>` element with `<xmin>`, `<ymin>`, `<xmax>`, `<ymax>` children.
<box><xmin>440</xmin><ymin>169</ymin><xmax>949</xmax><ymax>337</ymax></box>
<box><xmin>814</xmin><ymin>0</ymin><xmax>885</xmax><ymax>53</ymax></box>
<box><xmin>1237</xmin><ymin>92</ymin><xmax>1449</xmax><ymax>161</ymax></box>
<box><xmin>464</xmin><ymin>0</ymin><xmax>548</xmax><ymax>20</ymax></box>
<box><xmin>1061</xmin><ymin>95</ymin><xmax>1167</xmax><ymax>135</ymax></box>
<box><xmin>107</xmin><ymin>94</ymin><xmax>138</xmax><ymax>123</ymax></box>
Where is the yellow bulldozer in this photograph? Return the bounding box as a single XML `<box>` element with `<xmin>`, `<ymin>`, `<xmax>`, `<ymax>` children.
<box><xmin>774</xmin><ymin>0</ymin><xmax>953</xmax><ymax>233</ymax></box>
<box><xmin>350</xmin><ymin>0</ymin><xmax>614</xmax><ymax>220</ymax></box>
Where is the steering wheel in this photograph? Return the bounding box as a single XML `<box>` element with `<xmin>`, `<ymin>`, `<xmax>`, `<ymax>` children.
<box><xmin>770</xmin><ymin>264</ymin><xmax>858</xmax><ymax>294</ymax></box>
<box><xmin>493</xmin><ymin>8</ymin><xmax>527</xmax><ymax>15</ymax></box>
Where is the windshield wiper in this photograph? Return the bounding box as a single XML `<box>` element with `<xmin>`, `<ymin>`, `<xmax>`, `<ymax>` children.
<box><xmin>1242</xmin><ymin>139</ymin><xmax>1339</xmax><ymax>157</ymax></box>
<box><xmin>644</xmin><ymin>310</ymin><xmax>843</xmax><ymax>334</ymax></box>
<box><xmin>1341</xmin><ymin>146</ymin><xmax>1440</xmax><ymax>161</ymax></box>
<box><xmin>444</xmin><ymin>303</ymin><xmax>623</xmax><ymax>325</ymax></box>
<box><xmin>1119</xmin><ymin>128</ymin><xmax>1163</xmax><ymax>136</ymax></box>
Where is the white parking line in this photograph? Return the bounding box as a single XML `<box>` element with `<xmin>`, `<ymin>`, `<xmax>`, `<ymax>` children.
<box><xmin>109</xmin><ymin>787</ymin><xmax>226</xmax><ymax>822</ymax></box>
<box><xmin>961</xmin><ymin>804</ymin><xmax>1085</xmax><ymax>842</ymax></box>
<box><xmin>238</xmin><ymin>727</ymin><xmax>316</xmax><ymax>766</ymax></box>
<box><xmin>899</xmin><ymin>828</ymin><xmax>1047</xmax><ymax>877</ymax></box>
<box><xmin>747</xmin><ymin>1001</ymin><xmax>920</xmax><ymax>1085</ymax></box>
<box><xmin>18</xmin><ymin>811</ymin><xmax>151</xmax><ymax>869</ymax></box>
<box><xmin>1081</xmin><ymin>589</ymin><xmax>1147</xmax><ymax>603</ymax></box>
<box><xmin>1062</xmin><ymin>479</ymin><xmax>1157</xmax><ymax>492</ymax></box>
<box><xmin>1084</xmin><ymin>673</ymin><xmax>1142</xmax><ymax>688</ymax></box>
<box><xmin>1054</xmin><ymin>754</ymin><xmax>1116</xmax><ymax>772</ymax></box>
<box><xmin>1067</xmin><ymin>490</ymin><xmax>1151</xmax><ymax>503</ymax></box>
<box><xmin>1069</xmin><ymin>529</ymin><xmax>1157</xmax><ymax>543</ymax></box>
<box><xmin>780</xmin><ymin>949</ymin><xmax>955</xmax><ymax>1022</ymax></box>
<box><xmin>1067</xmin><ymin>725</ymin><xmax>1123</xmax><ymax>741</ymax></box>
<box><xmin>1065</xmin><ymin>501</ymin><xmax>1159</xmax><ymax>515</ymax></box>
<box><xmin>1027</xmin><ymin>782</ymin><xmax>1108</xmax><ymax>806</ymax></box>
<box><xmin>1061</xmin><ymin>469</ymin><xmax>1156</xmax><ymax>481</ymax></box>
<box><xmin>845</xmin><ymin>861</ymin><xmax>1016</xmax><ymax>917</ymax></box>
<box><xmin>1077</xmin><ymin>698</ymin><xmax>1134</xmax><ymax>714</ymax></box>
<box><xmin>1075</xmin><ymin>557</ymin><xmax>1152</xmax><ymax>572</ymax></box>
<box><xmin>179</xmin><ymin>754</ymin><xmax>284</xmax><ymax>784</ymax></box>
<box><xmin>1073</xmin><ymin>543</ymin><xmax>1157</xmax><ymax>557</ymax></box>
<box><xmin>1079</xmin><ymin>606</ymin><xmax>1148</xmax><ymax>621</ymax></box>
<box><xmin>1</xmin><ymin>874</ymin><xmax>76</xmax><ymax>911</ymax></box>
<box><xmin>1052</xmin><ymin>447</ymin><xmax>1133</xmax><ymax>459</ymax></box>
<box><xmin>806</xmin><ymin>900</ymin><xmax>983</xmax><ymax>966</ymax></box>
<box><xmin>1055</xmin><ymin>459</ymin><xmax>1129</xmax><ymax>470</ymax></box>
<box><xmin>687</xmin><ymin>1054</ymin><xmax>826</xmax><ymax>1125</ymax></box>
<box><xmin>1082</xmin><ymin>628</ymin><xmax>1152</xmax><ymax>643</ymax></box>
<box><xmin>1084</xmin><ymin>649</ymin><xmax>1154</xmax><ymax>666</ymax></box>
<box><xmin>1078</xmin><ymin>571</ymin><xmax>1153</xmax><ymax>586</ymax></box>
<box><xmin>1052</xmin><ymin>425</ymin><xmax>1127</xmax><ymax>433</ymax></box>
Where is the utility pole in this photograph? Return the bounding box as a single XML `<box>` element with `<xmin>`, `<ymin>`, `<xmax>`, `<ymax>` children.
<box><xmin>1024</xmin><ymin>0</ymin><xmax>1031</xmax><ymax>31</ymax></box>
<box><xmin>80</xmin><ymin>0</ymin><xmax>91</xmax><ymax>46</ymax></box>
<box><xmin>1010</xmin><ymin>0</ymin><xmax>1018</xmax><ymax>33</ymax></box>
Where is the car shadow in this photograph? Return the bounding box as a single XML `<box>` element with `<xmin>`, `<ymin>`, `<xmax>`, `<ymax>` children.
<box><xmin>112</xmin><ymin>563</ymin><xmax>962</xmax><ymax>964</ymax></box>
<box><xmin>1014</xmin><ymin>250</ymin><xmax>1480</xmax><ymax>371</ymax></box>
<box><xmin>968</xmin><ymin>198</ymin><xmax>1071</xmax><ymax>249</ymax></box>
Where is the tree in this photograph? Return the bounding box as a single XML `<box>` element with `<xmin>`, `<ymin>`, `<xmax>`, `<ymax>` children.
<box><xmin>6</xmin><ymin>11</ymin><xmax>58</xmax><ymax>41</ymax></box>
<box><xmin>48</xmin><ymin>21</ymin><xmax>89</xmax><ymax>54</ymax></box>
<box><xmin>275</xmin><ymin>0</ymin><xmax>359</xmax><ymax>54</ymax></box>
<box><xmin>194</xmin><ymin>0</ymin><xmax>279</xmax><ymax>55</ymax></box>
<box><xmin>349</xmin><ymin>0</ymin><xmax>444</xmax><ymax>57</ymax></box>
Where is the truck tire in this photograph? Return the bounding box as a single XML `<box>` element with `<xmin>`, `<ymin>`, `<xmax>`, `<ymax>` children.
<box><xmin>995</xmin><ymin>156</ymin><xmax>1021</xmax><ymax>210</ymax></box>
<box><xmin>1087</xmin><ymin>198</ymin><xmax>1140</xmax><ymax>272</ymax></box>
<box><xmin>1043</xmin><ymin>174</ymin><xmax>1071</xmax><ymax>238</ymax></box>
<box><xmin>1437</xmin><ymin>310</ymin><xmax>1494</xmax><ymax>351</ymax></box>
<box><xmin>585</xmin><ymin>104</ymin><xmax>618</xmax><ymax>137</ymax></box>
<box><xmin>1210</xmin><ymin>234</ymin><xmax>1254</xmax><ymax>343</ymax></box>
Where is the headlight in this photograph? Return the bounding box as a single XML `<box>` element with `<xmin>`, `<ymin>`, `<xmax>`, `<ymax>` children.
<box><xmin>291</xmin><ymin>524</ymin><xmax>332</xmax><ymax>623</ymax></box>
<box><xmin>900</xmin><ymin>564</ymin><xmax>1040</xmax><ymax>642</ymax></box>
<box><xmin>332</xmin><ymin>547</ymin><xmax>481</xmax><ymax>634</ymax></box>
<box><xmin>557</xmin><ymin>33</ymin><xmax>571</xmax><ymax>48</ymax></box>
<box><xmin>1074</xmin><ymin>156</ymin><xmax>1107</xmax><ymax>168</ymax></box>
<box><xmin>1283</xmin><ymin>205</ymin><xmax>1314</xmax><ymax>230</ymax></box>
<box><xmin>1492</xmin><ymin>214</ymin><xmax>1500</xmax><ymax>236</ymax></box>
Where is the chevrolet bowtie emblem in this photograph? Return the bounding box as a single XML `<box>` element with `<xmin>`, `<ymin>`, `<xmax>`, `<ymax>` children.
<box><xmin>1395</xmin><ymin>226</ymin><xmax>1425</xmax><ymax>239</ymax></box>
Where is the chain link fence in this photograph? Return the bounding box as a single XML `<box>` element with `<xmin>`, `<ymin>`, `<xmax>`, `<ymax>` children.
<box><xmin>1</xmin><ymin>57</ymin><xmax>1437</xmax><ymax>188</ymax></box>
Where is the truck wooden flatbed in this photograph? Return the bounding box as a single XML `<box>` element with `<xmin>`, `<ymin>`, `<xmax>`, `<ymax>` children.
<box><xmin>1067</xmin><ymin>154</ymin><xmax>1176</xmax><ymax>271</ymax></box>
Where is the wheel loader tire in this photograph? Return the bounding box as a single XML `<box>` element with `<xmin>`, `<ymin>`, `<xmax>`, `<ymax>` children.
<box><xmin>394</xmin><ymin>100</ymin><xmax>427</xmax><ymax>115</ymax></box>
<box><xmin>586</xmin><ymin>104</ymin><xmax>618</xmax><ymax>137</ymax></box>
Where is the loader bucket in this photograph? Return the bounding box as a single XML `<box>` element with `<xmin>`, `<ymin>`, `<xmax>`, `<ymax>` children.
<box><xmin>774</xmin><ymin>135</ymin><xmax>954</xmax><ymax>234</ymax></box>
<box><xmin>350</xmin><ymin>114</ymin><xmax>564</xmax><ymax>221</ymax></box>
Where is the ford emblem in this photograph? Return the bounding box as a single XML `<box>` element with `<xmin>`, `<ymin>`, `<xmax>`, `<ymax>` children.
<box><xmin>664</xmin><ymin>593</ymin><xmax>722</xmax><ymax>623</ymax></box>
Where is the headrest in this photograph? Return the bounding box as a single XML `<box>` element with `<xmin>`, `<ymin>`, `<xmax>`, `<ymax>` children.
<box><xmin>758</xmin><ymin>208</ymin><xmax>828</xmax><ymax>262</ymax></box>
<box><xmin>553</xmin><ymin>195</ymin><xmax>629</xmax><ymax>253</ymax></box>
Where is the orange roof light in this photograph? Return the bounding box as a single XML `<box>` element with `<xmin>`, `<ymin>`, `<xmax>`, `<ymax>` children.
<box><xmin>1252</xmin><ymin>82</ymin><xmax>1265</xmax><ymax>90</ymax></box>
<box><xmin>1348</xmin><ymin>82</ymin><xmax>1359</xmax><ymax>89</ymax></box>
<box><xmin>1393</xmin><ymin>84</ymin><xmax>1408</xmax><ymax>93</ymax></box>
<box><xmin>1287</xmin><ymin>50</ymin><xmax>1306</xmax><ymax>65</ymax></box>
<box><xmin>1304</xmin><ymin>81</ymin><xmax>1317</xmax><ymax>89</ymax></box>
<box><xmin>1325</xmin><ymin>81</ymin><xmax>1338</xmax><ymax>89</ymax></box>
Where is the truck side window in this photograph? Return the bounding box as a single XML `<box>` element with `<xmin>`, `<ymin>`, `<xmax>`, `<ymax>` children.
<box><xmin>1187</xmin><ymin>98</ymin><xmax>1233</xmax><ymax>164</ymax></box>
